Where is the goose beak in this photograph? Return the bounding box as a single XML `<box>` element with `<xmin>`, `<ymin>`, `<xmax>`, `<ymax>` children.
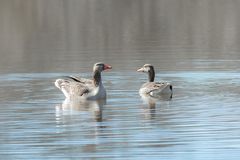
<box><xmin>137</xmin><ymin>67</ymin><xmax>144</xmax><ymax>72</ymax></box>
<box><xmin>104</xmin><ymin>64</ymin><xmax>112</xmax><ymax>70</ymax></box>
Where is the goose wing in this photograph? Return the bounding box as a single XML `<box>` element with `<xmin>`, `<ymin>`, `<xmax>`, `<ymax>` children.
<box><xmin>141</xmin><ymin>82</ymin><xmax>172</xmax><ymax>96</ymax></box>
<box><xmin>65</xmin><ymin>75</ymin><xmax>93</xmax><ymax>84</ymax></box>
<box><xmin>69</xmin><ymin>82</ymin><xmax>91</xmax><ymax>96</ymax></box>
<box><xmin>55</xmin><ymin>78</ymin><xmax>92</xmax><ymax>97</ymax></box>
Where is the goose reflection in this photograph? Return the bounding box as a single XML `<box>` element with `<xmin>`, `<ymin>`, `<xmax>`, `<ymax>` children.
<box><xmin>55</xmin><ymin>99</ymin><xmax>106</xmax><ymax>122</ymax></box>
<box><xmin>140</xmin><ymin>93</ymin><xmax>172</xmax><ymax>119</ymax></box>
<box><xmin>140</xmin><ymin>92</ymin><xmax>172</xmax><ymax>105</ymax></box>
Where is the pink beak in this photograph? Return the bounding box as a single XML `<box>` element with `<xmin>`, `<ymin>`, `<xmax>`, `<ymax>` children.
<box><xmin>137</xmin><ymin>67</ymin><xmax>144</xmax><ymax>72</ymax></box>
<box><xmin>104</xmin><ymin>64</ymin><xmax>112</xmax><ymax>70</ymax></box>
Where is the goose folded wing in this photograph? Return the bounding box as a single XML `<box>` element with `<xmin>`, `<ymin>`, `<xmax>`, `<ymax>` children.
<box><xmin>66</xmin><ymin>75</ymin><xmax>93</xmax><ymax>84</ymax></box>
<box><xmin>145</xmin><ymin>82</ymin><xmax>170</xmax><ymax>94</ymax></box>
<box><xmin>69</xmin><ymin>82</ymin><xmax>91</xmax><ymax>96</ymax></box>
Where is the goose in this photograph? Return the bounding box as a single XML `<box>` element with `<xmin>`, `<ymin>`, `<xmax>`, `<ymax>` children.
<box><xmin>55</xmin><ymin>62</ymin><xmax>112</xmax><ymax>100</ymax></box>
<box><xmin>137</xmin><ymin>64</ymin><xmax>173</xmax><ymax>98</ymax></box>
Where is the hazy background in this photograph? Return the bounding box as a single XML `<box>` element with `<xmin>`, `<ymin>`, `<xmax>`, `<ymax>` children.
<box><xmin>0</xmin><ymin>0</ymin><xmax>240</xmax><ymax>73</ymax></box>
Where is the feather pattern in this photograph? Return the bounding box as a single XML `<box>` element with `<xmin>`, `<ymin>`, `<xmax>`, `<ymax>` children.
<box><xmin>55</xmin><ymin>62</ymin><xmax>112</xmax><ymax>100</ymax></box>
<box><xmin>137</xmin><ymin>64</ymin><xmax>173</xmax><ymax>98</ymax></box>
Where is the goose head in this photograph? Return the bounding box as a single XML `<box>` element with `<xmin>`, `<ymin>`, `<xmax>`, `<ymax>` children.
<box><xmin>93</xmin><ymin>62</ymin><xmax>112</xmax><ymax>87</ymax></box>
<box><xmin>93</xmin><ymin>62</ymin><xmax>112</xmax><ymax>72</ymax></box>
<box><xmin>137</xmin><ymin>64</ymin><xmax>155</xmax><ymax>82</ymax></box>
<box><xmin>137</xmin><ymin>64</ymin><xmax>154</xmax><ymax>73</ymax></box>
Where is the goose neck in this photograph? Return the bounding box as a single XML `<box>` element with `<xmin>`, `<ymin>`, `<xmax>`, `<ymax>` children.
<box><xmin>93</xmin><ymin>70</ymin><xmax>102</xmax><ymax>87</ymax></box>
<box><xmin>148</xmin><ymin>66</ymin><xmax>155</xmax><ymax>82</ymax></box>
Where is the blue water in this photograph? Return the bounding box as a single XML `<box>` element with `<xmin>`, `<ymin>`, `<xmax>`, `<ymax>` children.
<box><xmin>1</xmin><ymin>70</ymin><xmax>240</xmax><ymax>159</ymax></box>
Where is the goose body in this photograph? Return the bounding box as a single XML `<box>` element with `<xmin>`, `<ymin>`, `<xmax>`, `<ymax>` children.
<box><xmin>55</xmin><ymin>62</ymin><xmax>112</xmax><ymax>100</ymax></box>
<box><xmin>137</xmin><ymin>64</ymin><xmax>173</xmax><ymax>97</ymax></box>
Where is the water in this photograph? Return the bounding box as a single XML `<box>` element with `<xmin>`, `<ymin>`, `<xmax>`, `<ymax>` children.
<box><xmin>1</xmin><ymin>1</ymin><xmax>240</xmax><ymax>160</ymax></box>
<box><xmin>1</xmin><ymin>57</ymin><xmax>240</xmax><ymax>160</ymax></box>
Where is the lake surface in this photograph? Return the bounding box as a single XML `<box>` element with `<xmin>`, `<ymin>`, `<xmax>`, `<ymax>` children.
<box><xmin>1</xmin><ymin>1</ymin><xmax>240</xmax><ymax>160</ymax></box>
<box><xmin>1</xmin><ymin>50</ymin><xmax>240</xmax><ymax>160</ymax></box>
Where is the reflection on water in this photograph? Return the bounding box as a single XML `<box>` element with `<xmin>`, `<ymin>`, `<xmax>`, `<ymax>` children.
<box><xmin>56</xmin><ymin>99</ymin><xmax>106</xmax><ymax>122</ymax></box>
<box><xmin>1</xmin><ymin>71</ymin><xmax>240</xmax><ymax>159</ymax></box>
<box><xmin>140</xmin><ymin>92</ymin><xmax>172</xmax><ymax>110</ymax></box>
<box><xmin>140</xmin><ymin>91</ymin><xmax>173</xmax><ymax>121</ymax></box>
